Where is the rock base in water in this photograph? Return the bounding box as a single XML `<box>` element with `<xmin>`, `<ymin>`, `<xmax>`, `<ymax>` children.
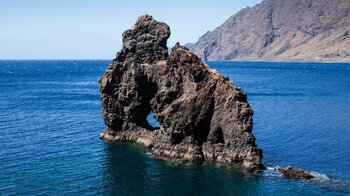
<box><xmin>278</xmin><ymin>166</ymin><xmax>314</xmax><ymax>179</ymax></box>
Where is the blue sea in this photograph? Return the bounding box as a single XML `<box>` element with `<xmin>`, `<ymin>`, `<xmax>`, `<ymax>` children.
<box><xmin>0</xmin><ymin>60</ymin><xmax>349</xmax><ymax>195</ymax></box>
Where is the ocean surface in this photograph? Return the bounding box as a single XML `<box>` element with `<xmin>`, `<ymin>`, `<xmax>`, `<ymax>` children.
<box><xmin>0</xmin><ymin>60</ymin><xmax>349</xmax><ymax>195</ymax></box>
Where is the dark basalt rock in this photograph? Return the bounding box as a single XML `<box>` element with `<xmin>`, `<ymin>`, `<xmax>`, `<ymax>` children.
<box><xmin>278</xmin><ymin>166</ymin><xmax>314</xmax><ymax>179</ymax></box>
<box><xmin>99</xmin><ymin>15</ymin><xmax>264</xmax><ymax>171</ymax></box>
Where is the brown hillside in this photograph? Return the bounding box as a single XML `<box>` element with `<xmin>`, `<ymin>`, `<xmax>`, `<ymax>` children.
<box><xmin>187</xmin><ymin>0</ymin><xmax>350</xmax><ymax>62</ymax></box>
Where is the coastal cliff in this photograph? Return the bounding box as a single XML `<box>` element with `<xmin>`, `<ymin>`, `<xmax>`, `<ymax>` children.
<box><xmin>186</xmin><ymin>0</ymin><xmax>350</xmax><ymax>62</ymax></box>
<box><xmin>99</xmin><ymin>15</ymin><xmax>264</xmax><ymax>171</ymax></box>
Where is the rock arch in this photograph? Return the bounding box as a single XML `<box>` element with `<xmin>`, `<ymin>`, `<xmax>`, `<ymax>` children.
<box><xmin>99</xmin><ymin>15</ymin><xmax>264</xmax><ymax>171</ymax></box>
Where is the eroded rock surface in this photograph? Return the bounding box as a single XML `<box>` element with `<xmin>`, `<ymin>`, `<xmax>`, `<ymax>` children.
<box><xmin>99</xmin><ymin>15</ymin><xmax>264</xmax><ymax>171</ymax></box>
<box><xmin>278</xmin><ymin>166</ymin><xmax>314</xmax><ymax>179</ymax></box>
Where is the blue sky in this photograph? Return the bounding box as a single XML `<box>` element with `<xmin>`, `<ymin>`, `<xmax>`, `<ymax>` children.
<box><xmin>0</xmin><ymin>0</ymin><xmax>262</xmax><ymax>59</ymax></box>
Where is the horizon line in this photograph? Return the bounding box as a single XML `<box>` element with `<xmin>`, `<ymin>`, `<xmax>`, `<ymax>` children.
<box><xmin>1</xmin><ymin>59</ymin><xmax>350</xmax><ymax>64</ymax></box>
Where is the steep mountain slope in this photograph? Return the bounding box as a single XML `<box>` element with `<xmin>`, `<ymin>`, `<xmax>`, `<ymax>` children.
<box><xmin>187</xmin><ymin>0</ymin><xmax>350</xmax><ymax>62</ymax></box>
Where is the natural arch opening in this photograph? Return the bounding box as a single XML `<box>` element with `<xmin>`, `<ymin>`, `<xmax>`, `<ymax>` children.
<box><xmin>146</xmin><ymin>111</ymin><xmax>160</xmax><ymax>130</ymax></box>
<box><xmin>129</xmin><ymin>74</ymin><xmax>159</xmax><ymax>130</ymax></box>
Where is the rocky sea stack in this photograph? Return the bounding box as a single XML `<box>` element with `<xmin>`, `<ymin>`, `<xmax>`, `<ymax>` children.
<box><xmin>99</xmin><ymin>15</ymin><xmax>264</xmax><ymax>171</ymax></box>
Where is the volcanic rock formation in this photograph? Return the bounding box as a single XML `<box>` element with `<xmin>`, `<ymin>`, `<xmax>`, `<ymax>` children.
<box><xmin>99</xmin><ymin>15</ymin><xmax>264</xmax><ymax>171</ymax></box>
<box><xmin>278</xmin><ymin>166</ymin><xmax>314</xmax><ymax>179</ymax></box>
<box><xmin>187</xmin><ymin>0</ymin><xmax>350</xmax><ymax>62</ymax></box>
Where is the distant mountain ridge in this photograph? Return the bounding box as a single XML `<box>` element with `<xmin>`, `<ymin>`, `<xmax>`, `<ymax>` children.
<box><xmin>186</xmin><ymin>0</ymin><xmax>350</xmax><ymax>62</ymax></box>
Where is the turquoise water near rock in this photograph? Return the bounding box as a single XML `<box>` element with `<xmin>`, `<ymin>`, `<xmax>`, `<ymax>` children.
<box><xmin>0</xmin><ymin>60</ymin><xmax>349</xmax><ymax>195</ymax></box>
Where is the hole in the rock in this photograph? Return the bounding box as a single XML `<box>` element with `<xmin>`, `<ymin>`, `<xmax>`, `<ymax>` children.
<box><xmin>213</xmin><ymin>127</ymin><xmax>225</xmax><ymax>144</ymax></box>
<box><xmin>146</xmin><ymin>111</ymin><xmax>160</xmax><ymax>130</ymax></box>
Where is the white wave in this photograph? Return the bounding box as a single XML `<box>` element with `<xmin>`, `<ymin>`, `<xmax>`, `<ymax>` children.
<box><xmin>263</xmin><ymin>166</ymin><xmax>282</xmax><ymax>177</ymax></box>
<box><xmin>264</xmin><ymin>166</ymin><xmax>331</xmax><ymax>182</ymax></box>
<box><xmin>266</xmin><ymin>166</ymin><xmax>279</xmax><ymax>171</ymax></box>
<box><xmin>309</xmin><ymin>171</ymin><xmax>330</xmax><ymax>181</ymax></box>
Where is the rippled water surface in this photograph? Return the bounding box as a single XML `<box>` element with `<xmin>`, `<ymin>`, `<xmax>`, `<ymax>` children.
<box><xmin>0</xmin><ymin>60</ymin><xmax>349</xmax><ymax>195</ymax></box>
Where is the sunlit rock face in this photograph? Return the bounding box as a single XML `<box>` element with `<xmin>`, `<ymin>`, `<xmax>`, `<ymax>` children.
<box><xmin>99</xmin><ymin>15</ymin><xmax>264</xmax><ymax>171</ymax></box>
<box><xmin>187</xmin><ymin>0</ymin><xmax>350</xmax><ymax>62</ymax></box>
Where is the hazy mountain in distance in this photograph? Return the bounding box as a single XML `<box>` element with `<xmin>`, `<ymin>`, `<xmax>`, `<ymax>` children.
<box><xmin>186</xmin><ymin>0</ymin><xmax>350</xmax><ymax>62</ymax></box>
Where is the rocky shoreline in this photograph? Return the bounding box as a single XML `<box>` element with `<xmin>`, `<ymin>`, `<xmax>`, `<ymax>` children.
<box><xmin>100</xmin><ymin>129</ymin><xmax>316</xmax><ymax>179</ymax></box>
<box><xmin>100</xmin><ymin>127</ymin><xmax>263</xmax><ymax>170</ymax></box>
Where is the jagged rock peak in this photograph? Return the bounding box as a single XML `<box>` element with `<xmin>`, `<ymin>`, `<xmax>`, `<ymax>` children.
<box><xmin>120</xmin><ymin>14</ymin><xmax>170</xmax><ymax>63</ymax></box>
<box><xmin>99</xmin><ymin>15</ymin><xmax>264</xmax><ymax>171</ymax></box>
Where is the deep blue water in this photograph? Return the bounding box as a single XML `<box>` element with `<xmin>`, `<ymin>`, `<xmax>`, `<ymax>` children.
<box><xmin>0</xmin><ymin>60</ymin><xmax>349</xmax><ymax>195</ymax></box>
